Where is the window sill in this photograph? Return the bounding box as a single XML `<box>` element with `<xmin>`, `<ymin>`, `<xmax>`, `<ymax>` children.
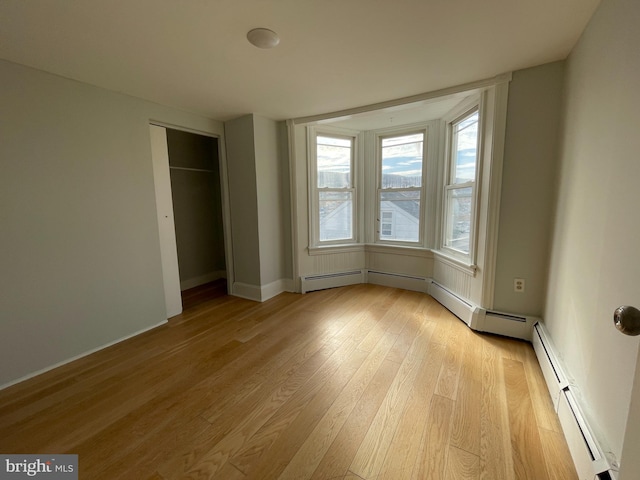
<box><xmin>433</xmin><ymin>250</ymin><xmax>477</xmax><ymax>276</ymax></box>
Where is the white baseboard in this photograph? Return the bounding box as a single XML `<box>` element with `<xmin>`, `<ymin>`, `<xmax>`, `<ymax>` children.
<box><xmin>366</xmin><ymin>270</ymin><xmax>429</xmax><ymax>293</ymax></box>
<box><xmin>0</xmin><ymin>320</ymin><xmax>168</xmax><ymax>391</ymax></box>
<box><xmin>232</xmin><ymin>278</ymin><xmax>294</xmax><ymax>302</ymax></box>
<box><xmin>300</xmin><ymin>269</ymin><xmax>428</xmax><ymax>294</ymax></box>
<box><xmin>261</xmin><ymin>278</ymin><xmax>294</xmax><ymax>301</ymax></box>
<box><xmin>427</xmin><ymin>280</ymin><xmax>478</xmax><ymax>328</ymax></box>
<box><xmin>300</xmin><ymin>270</ymin><xmax>364</xmax><ymax>294</ymax></box>
<box><xmin>532</xmin><ymin>321</ymin><xmax>568</xmax><ymax>411</ymax></box>
<box><xmin>180</xmin><ymin>270</ymin><xmax>226</xmax><ymax>291</ymax></box>
<box><xmin>533</xmin><ymin>322</ymin><xmax>618</xmax><ymax>479</ymax></box>
<box><xmin>474</xmin><ymin>309</ymin><xmax>536</xmax><ymax>341</ymax></box>
<box><xmin>426</xmin><ymin>281</ymin><xmax>535</xmax><ymax>341</ymax></box>
<box><xmin>232</xmin><ymin>282</ymin><xmax>262</xmax><ymax>302</ymax></box>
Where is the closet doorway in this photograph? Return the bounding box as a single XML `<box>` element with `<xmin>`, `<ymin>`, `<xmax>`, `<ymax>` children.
<box><xmin>150</xmin><ymin>124</ymin><xmax>230</xmax><ymax>318</ymax></box>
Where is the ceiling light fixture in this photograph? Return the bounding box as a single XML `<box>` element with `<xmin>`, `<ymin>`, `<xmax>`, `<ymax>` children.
<box><xmin>247</xmin><ymin>28</ymin><xmax>280</xmax><ymax>49</ymax></box>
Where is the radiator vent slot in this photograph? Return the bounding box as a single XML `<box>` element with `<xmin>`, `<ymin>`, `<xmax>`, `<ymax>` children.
<box><xmin>303</xmin><ymin>270</ymin><xmax>361</xmax><ymax>281</ymax></box>
<box><xmin>533</xmin><ymin>323</ymin><xmax>565</xmax><ymax>385</ymax></box>
<box><xmin>485</xmin><ymin>310</ymin><xmax>527</xmax><ymax>322</ymax></box>
<box><xmin>563</xmin><ymin>388</ymin><xmax>601</xmax><ymax>462</ymax></box>
<box><xmin>367</xmin><ymin>270</ymin><xmax>424</xmax><ymax>281</ymax></box>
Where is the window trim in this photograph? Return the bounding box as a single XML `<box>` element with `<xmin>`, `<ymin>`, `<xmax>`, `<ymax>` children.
<box><xmin>440</xmin><ymin>98</ymin><xmax>482</xmax><ymax>264</ymax></box>
<box><xmin>308</xmin><ymin>126</ymin><xmax>360</xmax><ymax>247</ymax></box>
<box><xmin>374</xmin><ymin>126</ymin><xmax>429</xmax><ymax>247</ymax></box>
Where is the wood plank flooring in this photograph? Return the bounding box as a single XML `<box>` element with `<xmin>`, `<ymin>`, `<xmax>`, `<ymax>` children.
<box><xmin>0</xmin><ymin>282</ymin><xmax>576</xmax><ymax>479</ymax></box>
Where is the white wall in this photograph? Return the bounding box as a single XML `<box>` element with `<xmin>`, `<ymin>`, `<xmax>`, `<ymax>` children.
<box><xmin>544</xmin><ymin>0</ymin><xmax>640</xmax><ymax>465</ymax></box>
<box><xmin>493</xmin><ymin>62</ymin><xmax>564</xmax><ymax>316</ymax></box>
<box><xmin>0</xmin><ymin>60</ymin><xmax>224</xmax><ymax>387</ymax></box>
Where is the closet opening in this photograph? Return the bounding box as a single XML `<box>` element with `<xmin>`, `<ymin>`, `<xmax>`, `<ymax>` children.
<box><xmin>165</xmin><ymin>128</ymin><xmax>227</xmax><ymax>304</ymax></box>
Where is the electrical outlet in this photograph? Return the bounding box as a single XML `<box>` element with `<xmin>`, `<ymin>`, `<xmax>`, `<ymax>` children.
<box><xmin>514</xmin><ymin>278</ymin><xmax>525</xmax><ymax>293</ymax></box>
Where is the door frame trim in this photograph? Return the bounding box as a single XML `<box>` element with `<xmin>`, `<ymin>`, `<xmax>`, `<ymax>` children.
<box><xmin>149</xmin><ymin>121</ymin><xmax>234</xmax><ymax>316</ymax></box>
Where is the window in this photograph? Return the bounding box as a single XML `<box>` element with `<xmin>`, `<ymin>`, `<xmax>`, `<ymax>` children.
<box><xmin>443</xmin><ymin>109</ymin><xmax>479</xmax><ymax>256</ymax></box>
<box><xmin>314</xmin><ymin>134</ymin><xmax>355</xmax><ymax>244</ymax></box>
<box><xmin>377</xmin><ymin>132</ymin><xmax>425</xmax><ymax>243</ymax></box>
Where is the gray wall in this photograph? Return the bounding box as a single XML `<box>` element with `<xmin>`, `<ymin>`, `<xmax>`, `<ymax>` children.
<box><xmin>493</xmin><ymin>62</ymin><xmax>565</xmax><ymax>316</ymax></box>
<box><xmin>167</xmin><ymin>129</ymin><xmax>225</xmax><ymax>287</ymax></box>
<box><xmin>278</xmin><ymin>121</ymin><xmax>294</xmax><ymax>280</ymax></box>
<box><xmin>544</xmin><ymin>0</ymin><xmax>640</xmax><ymax>463</ymax></box>
<box><xmin>0</xmin><ymin>59</ymin><xmax>224</xmax><ymax>387</ymax></box>
<box><xmin>225</xmin><ymin>114</ymin><xmax>292</xmax><ymax>291</ymax></box>
<box><xmin>254</xmin><ymin>116</ymin><xmax>290</xmax><ymax>285</ymax></box>
<box><xmin>224</xmin><ymin>115</ymin><xmax>261</xmax><ymax>287</ymax></box>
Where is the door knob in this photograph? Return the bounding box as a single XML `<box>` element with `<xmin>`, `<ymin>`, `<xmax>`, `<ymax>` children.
<box><xmin>613</xmin><ymin>306</ymin><xmax>640</xmax><ymax>336</ymax></box>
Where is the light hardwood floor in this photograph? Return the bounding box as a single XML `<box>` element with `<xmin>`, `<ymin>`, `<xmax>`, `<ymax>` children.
<box><xmin>0</xmin><ymin>283</ymin><xmax>577</xmax><ymax>479</ymax></box>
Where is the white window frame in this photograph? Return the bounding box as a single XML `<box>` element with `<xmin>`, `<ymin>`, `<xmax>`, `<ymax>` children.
<box><xmin>308</xmin><ymin>126</ymin><xmax>360</xmax><ymax>247</ymax></box>
<box><xmin>441</xmin><ymin>97</ymin><xmax>482</xmax><ymax>263</ymax></box>
<box><xmin>374</xmin><ymin>126</ymin><xmax>429</xmax><ymax>247</ymax></box>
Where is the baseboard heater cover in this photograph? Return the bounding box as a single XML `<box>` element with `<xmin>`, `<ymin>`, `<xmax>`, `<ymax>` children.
<box><xmin>533</xmin><ymin>322</ymin><xmax>619</xmax><ymax>479</ymax></box>
<box><xmin>300</xmin><ymin>270</ymin><xmax>364</xmax><ymax>293</ymax></box>
<box><xmin>366</xmin><ymin>270</ymin><xmax>429</xmax><ymax>293</ymax></box>
<box><xmin>427</xmin><ymin>281</ymin><xmax>535</xmax><ymax>340</ymax></box>
<box><xmin>559</xmin><ymin>387</ymin><xmax>618</xmax><ymax>479</ymax></box>
<box><xmin>474</xmin><ymin>309</ymin><xmax>537</xmax><ymax>341</ymax></box>
<box><xmin>427</xmin><ymin>280</ymin><xmax>477</xmax><ymax>328</ymax></box>
<box><xmin>532</xmin><ymin>322</ymin><xmax>568</xmax><ymax>411</ymax></box>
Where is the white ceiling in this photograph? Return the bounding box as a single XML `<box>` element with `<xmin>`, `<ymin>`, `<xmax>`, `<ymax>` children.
<box><xmin>0</xmin><ymin>0</ymin><xmax>600</xmax><ymax>122</ymax></box>
<box><xmin>323</xmin><ymin>93</ymin><xmax>468</xmax><ymax>130</ymax></box>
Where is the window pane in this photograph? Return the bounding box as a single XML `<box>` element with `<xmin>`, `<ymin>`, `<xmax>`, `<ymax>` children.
<box><xmin>381</xmin><ymin>133</ymin><xmax>423</xmax><ymax>188</ymax></box>
<box><xmin>319</xmin><ymin>191</ymin><xmax>352</xmax><ymax>241</ymax></box>
<box><xmin>317</xmin><ymin>136</ymin><xmax>351</xmax><ymax>188</ymax></box>
<box><xmin>453</xmin><ymin>111</ymin><xmax>478</xmax><ymax>184</ymax></box>
<box><xmin>445</xmin><ymin>187</ymin><xmax>473</xmax><ymax>253</ymax></box>
<box><xmin>380</xmin><ymin>211</ymin><xmax>393</xmax><ymax>237</ymax></box>
<box><xmin>317</xmin><ymin>136</ymin><xmax>351</xmax><ymax>148</ymax></box>
<box><xmin>379</xmin><ymin>190</ymin><xmax>420</xmax><ymax>242</ymax></box>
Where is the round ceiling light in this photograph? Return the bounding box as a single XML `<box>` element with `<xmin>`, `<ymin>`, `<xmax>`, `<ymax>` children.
<box><xmin>247</xmin><ymin>28</ymin><xmax>280</xmax><ymax>49</ymax></box>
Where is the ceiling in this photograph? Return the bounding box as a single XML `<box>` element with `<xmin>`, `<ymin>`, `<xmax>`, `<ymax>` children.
<box><xmin>0</xmin><ymin>0</ymin><xmax>600</xmax><ymax>122</ymax></box>
<box><xmin>323</xmin><ymin>93</ymin><xmax>468</xmax><ymax>131</ymax></box>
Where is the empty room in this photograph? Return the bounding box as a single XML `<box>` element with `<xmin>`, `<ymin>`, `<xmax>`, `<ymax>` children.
<box><xmin>1</xmin><ymin>1</ymin><xmax>639</xmax><ymax>479</ymax></box>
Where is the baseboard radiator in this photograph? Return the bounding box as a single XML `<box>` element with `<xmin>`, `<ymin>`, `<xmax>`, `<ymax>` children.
<box><xmin>427</xmin><ymin>280</ymin><xmax>477</xmax><ymax>327</ymax></box>
<box><xmin>532</xmin><ymin>322</ymin><xmax>618</xmax><ymax>480</ymax></box>
<box><xmin>300</xmin><ymin>270</ymin><xmax>364</xmax><ymax>293</ymax></box>
<box><xmin>300</xmin><ymin>269</ymin><xmax>430</xmax><ymax>294</ymax></box>
<box><xmin>427</xmin><ymin>281</ymin><xmax>536</xmax><ymax>341</ymax></box>
<box><xmin>366</xmin><ymin>270</ymin><xmax>428</xmax><ymax>293</ymax></box>
<box><xmin>474</xmin><ymin>309</ymin><xmax>537</xmax><ymax>341</ymax></box>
